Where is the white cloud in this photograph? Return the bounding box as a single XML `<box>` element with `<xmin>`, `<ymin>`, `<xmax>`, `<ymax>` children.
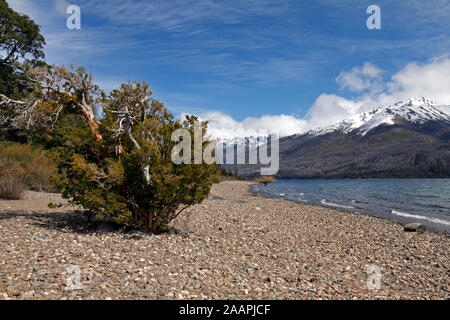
<box><xmin>200</xmin><ymin>56</ymin><xmax>450</xmax><ymax>139</ymax></box>
<box><xmin>336</xmin><ymin>62</ymin><xmax>383</xmax><ymax>92</ymax></box>
<box><xmin>305</xmin><ymin>94</ymin><xmax>366</xmax><ymax>129</ymax></box>
<box><xmin>190</xmin><ymin>111</ymin><xmax>308</xmax><ymax>140</ymax></box>
<box><xmin>387</xmin><ymin>56</ymin><xmax>450</xmax><ymax>104</ymax></box>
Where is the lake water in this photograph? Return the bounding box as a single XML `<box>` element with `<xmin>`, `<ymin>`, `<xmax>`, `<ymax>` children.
<box><xmin>251</xmin><ymin>179</ymin><xmax>450</xmax><ymax>234</ymax></box>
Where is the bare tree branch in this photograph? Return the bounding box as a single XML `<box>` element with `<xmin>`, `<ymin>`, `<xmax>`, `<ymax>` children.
<box><xmin>1</xmin><ymin>65</ymin><xmax>103</xmax><ymax>141</ymax></box>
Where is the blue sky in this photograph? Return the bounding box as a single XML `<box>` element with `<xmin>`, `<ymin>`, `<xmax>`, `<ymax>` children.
<box><xmin>7</xmin><ymin>0</ymin><xmax>450</xmax><ymax>138</ymax></box>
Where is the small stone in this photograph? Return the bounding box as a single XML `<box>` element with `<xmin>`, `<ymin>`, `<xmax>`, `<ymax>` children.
<box><xmin>6</xmin><ymin>287</ymin><xmax>20</xmax><ymax>296</ymax></box>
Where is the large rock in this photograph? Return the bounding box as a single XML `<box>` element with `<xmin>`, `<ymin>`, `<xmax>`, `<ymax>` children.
<box><xmin>404</xmin><ymin>223</ymin><xmax>426</xmax><ymax>233</ymax></box>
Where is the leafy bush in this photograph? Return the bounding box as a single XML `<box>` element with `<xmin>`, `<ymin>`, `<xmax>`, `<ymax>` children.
<box><xmin>0</xmin><ymin>142</ymin><xmax>56</xmax><ymax>197</ymax></box>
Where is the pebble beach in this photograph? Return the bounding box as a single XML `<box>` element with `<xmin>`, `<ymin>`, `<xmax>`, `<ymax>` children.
<box><xmin>0</xmin><ymin>181</ymin><xmax>448</xmax><ymax>300</ymax></box>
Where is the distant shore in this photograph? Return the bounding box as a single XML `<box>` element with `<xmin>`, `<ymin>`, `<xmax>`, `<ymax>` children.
<box><xmin>0</xmin><ymin>181</ymin><xmax>448</xmax><ymax>299</ymax></box>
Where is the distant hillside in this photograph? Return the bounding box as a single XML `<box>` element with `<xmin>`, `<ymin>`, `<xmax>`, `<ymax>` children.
<box><xmin>223</xmin><ymin>97</ymin><xmax>450</xmax><ymax>178</ymax></box>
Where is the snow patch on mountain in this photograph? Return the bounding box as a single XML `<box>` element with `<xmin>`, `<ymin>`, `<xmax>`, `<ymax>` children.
<box><xmin>218</xmin><ymin>135</ymin><xmax>268</xmax><ymax>148</ymax></box>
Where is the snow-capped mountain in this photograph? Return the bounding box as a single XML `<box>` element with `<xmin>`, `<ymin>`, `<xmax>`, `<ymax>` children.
<box><xmin>218</xmin><ymin>135</ymin><xmax>268</xmax><ymax>149</ymax></box>
<box><xmin>308</xmin><ymin>97</ymin><xmax>450</xmax><ymax>137</ymax></box>
<box><xmin>224</xmin><ymin>97</ymin><xmax>450</xmax><ymax>179</ymax></box>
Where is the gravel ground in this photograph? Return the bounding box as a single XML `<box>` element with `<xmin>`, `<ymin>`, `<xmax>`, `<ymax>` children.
<box><xmin>0</xmin><ymin>182</ymin><xmax>448</xmax><ymax>300</ymax></box>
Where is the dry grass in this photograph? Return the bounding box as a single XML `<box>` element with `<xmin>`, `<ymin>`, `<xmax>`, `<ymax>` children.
<box><xmin>254</xmin><ymin>175</ymin><xmax>277</xmax><ymax>184</ymax></box>
<box><xmin>0</xmin><ymin>175</ymin><xmax>25</xmax><ymax>199</ymax></box>
<box><xmin>0</xmin><ymin>142</ymin><xmax>57</xmax><ymax>199</ymax></box>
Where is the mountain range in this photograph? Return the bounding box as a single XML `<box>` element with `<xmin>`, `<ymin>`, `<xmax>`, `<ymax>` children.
<box><xmin>222</xmin><ymin>97</ymin><xmax>450</xmax><ymax>178</ymax></box>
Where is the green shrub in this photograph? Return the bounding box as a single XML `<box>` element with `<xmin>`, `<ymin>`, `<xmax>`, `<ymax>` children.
<box><xmin>50</xmin><ymin>83</ymin><xmax>219</xmax><ymax>233</ymax></box>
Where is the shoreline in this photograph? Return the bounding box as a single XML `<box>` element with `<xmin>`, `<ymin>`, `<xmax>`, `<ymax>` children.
<box><xmin>0</xmin><ymin>181</ymin><xmax>449</xmax><ymax>299</ymax></box>
<box><xmin>249</xmin><ymin>182</ymin><xmax>404</xmax><ymax>230</ymax></box>
<box><xmin>250</xmin><ymin>181</ymin><xmax>450</xmax><ymax>235</ymax></box>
